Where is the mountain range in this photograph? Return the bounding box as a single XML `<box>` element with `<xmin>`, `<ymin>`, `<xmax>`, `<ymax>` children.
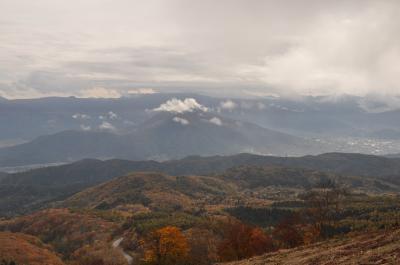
<box><xmin>1</xmin><ymin>152</ymin><xmax>400</xmax><ymax>217</ymax></box>
<box><xmin>0</xmin><ymin>109</ymin><xmax>322</xmax><ymax>167</ymax></box>
<box><xmin>2</xmin><ymin>93</ymin><xmax>400</xmax><ymax>153</ymax></box>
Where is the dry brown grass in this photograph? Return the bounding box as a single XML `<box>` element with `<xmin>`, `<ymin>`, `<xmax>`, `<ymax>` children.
<box><xmin>221</xmin><ymin>229</ymin><xmax>400</xmax><ymax>265</ymax></box>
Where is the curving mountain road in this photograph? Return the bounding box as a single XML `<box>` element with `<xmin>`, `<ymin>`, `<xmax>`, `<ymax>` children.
<box><xmin>112</xmin><ymin>237</ymin><xmax>133</xmax><ymax>264</ymax></box>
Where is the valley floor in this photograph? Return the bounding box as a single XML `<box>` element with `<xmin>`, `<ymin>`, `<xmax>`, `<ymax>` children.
<box><xmin>221</xmin><ymin>229</ymin><xmax>400</xmax><ymax>265</ymax></box>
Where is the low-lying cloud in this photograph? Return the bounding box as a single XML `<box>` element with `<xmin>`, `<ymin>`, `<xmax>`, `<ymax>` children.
<box><xmin>72</xmin><ymin>113</ymin><xmax>91</xmax><ymax>120</ymax></box>
<box><xmin>99</xmin><ymin>121</ymin><xmax>116</xmax><ymax>132</ymax></box>
<box><xmin>153</xmin><ymin>98</ymin><xmax>208</xmax><ymax>113</ymax></box>
<box><xmin>209</xmin><ymin>117</ymin><xmax>222</xmax><ymax>126</ymax></box>
<box><xmin>220</xmin><ymin>100</ymin><xmax>237</xmax><ymax>111</ymax></box>
<box><xmin>108</xmin><ymin>111</ymin><xmax>118</xmax><ymax>120</ymax></box>
<box><xmin>80</xmin><ymin>124</ymin><xmax>91</xmax><ymax>131</ymax></box>
<box><xmin>172</xmin><ymin>116</ymin><xmax>189</xmax><ymax>125</ymax></box>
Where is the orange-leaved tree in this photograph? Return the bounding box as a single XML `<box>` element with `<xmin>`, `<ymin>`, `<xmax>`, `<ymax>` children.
<box><xmin>142</xmin><ymin>226</ymin><xmax>189</xmax><ymax>265</ymax></box>
<box><xmin>217</xmin><ymin>219</ymin><xmax>273</xmax><ymax>262</ymax></box>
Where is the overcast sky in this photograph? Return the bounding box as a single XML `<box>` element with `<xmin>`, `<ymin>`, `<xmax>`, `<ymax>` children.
<box><xmin>0</xmin><ymin>0</ymin><xmax>399</xmax><ymax>99</ymax></box>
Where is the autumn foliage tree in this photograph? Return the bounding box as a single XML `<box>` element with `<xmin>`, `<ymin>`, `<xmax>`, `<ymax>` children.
<box><xmin>217</xmin><ymin>219</ymin><xmax>273</xmax><ymax>262</ymax></box>
<box><xmin>272</xmin><ymin>214</ymin><xmax>304</xmax><ymax>248</ymax></box>
<box><xmin>300</xmin><ymin>184</ymin><xmax>347</xmax><ymax>239</ymax></box>
<box><xmin>186</xmin><ymin>228</ymin><xmax>218</xmax><ymax>265</ymax></box>
<box><xmin>142</xmin><ymin>226</ymin><xmax>189</xmax><ymax>265</ymax></box>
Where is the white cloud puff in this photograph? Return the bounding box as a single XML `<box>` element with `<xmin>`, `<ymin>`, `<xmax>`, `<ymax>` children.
<box><xmin>108</xmin><ymin>111</ymin><xmax>118</xmax><ymax>120</ymax></box>
<box><xmin>220</xmin><ymin>100</ymin><xmax>237</xmax><ymax>111</ymax></box>
<box><xmin>172</xmin><ymin>116</ymin><xmax>189</xmax><ymax>125</ymax></box>
<box><xmin>153</xmin><ymin>98</ymin><xmax>208</xmax><ymax>113</ymax></box>
<box><xmin>72</xmin><ymin>113</ymin><xmax>91</xmax><ymax>120</ymax></box>
<box><xmin>98</xmin><ymin>112</ymin><xmax>118</xmax><ymax>120</ymax></box>
<box><xmin>209</xmin><ymin>117</ymin><xmax>222</xmax><ymax>126</ymax></box>
<box><xmin>99</xmin><ymin>121</ymin><xmax>116</xmax><ymax>131</ymax></box>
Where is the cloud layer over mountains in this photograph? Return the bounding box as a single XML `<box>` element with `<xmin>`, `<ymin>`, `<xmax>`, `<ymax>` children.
<box><xmin>1</xmin><ymin>0</ymin><xmax>400</xmax><ymax>99</ymax></box>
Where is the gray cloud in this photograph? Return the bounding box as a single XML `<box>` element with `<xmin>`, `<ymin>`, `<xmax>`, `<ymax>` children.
<box><xmin>0</xmin><ymin>0</ymin><xmax>399</xmax><ymax>99</ymax></box>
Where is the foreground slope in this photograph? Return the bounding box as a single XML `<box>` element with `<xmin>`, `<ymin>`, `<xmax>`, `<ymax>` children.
<box><xmin>222</xmin><ymin>229</ymin><xmax>400</xmax><ymax>265</ymax></box>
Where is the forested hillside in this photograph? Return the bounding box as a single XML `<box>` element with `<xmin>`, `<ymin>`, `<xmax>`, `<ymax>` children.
<box><xmin>1</xmin><ymin>153</ymin><xmax>400</xmax><ymax>264</ymax></box>
<box><xmin>2</xmin><ymin>152</ymin><xmax>400</xmax><ymax>217</ymax></box>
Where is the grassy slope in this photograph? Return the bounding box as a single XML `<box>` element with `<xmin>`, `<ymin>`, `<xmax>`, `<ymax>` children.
<box><xmin>222</xmin><ymin>229</ymin><xmax>400</xmax><ymax>265</ymax></box>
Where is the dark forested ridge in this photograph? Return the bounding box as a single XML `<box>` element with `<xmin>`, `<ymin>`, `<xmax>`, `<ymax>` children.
<box><xmin>1</xmin><ymin>152</ymin><xmax>400</xmax><ymax>217</ymax></box>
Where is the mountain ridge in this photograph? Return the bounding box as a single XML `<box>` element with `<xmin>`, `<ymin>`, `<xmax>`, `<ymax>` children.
<box><xmin>1</xmin><ymin>152</ymin><xmax>400</xmax><ymax>216</ymax></box>
<box><xmin>0</xmin><ymin>110</ymin><xmax>320</xmax><ymax>167</ymax></box>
